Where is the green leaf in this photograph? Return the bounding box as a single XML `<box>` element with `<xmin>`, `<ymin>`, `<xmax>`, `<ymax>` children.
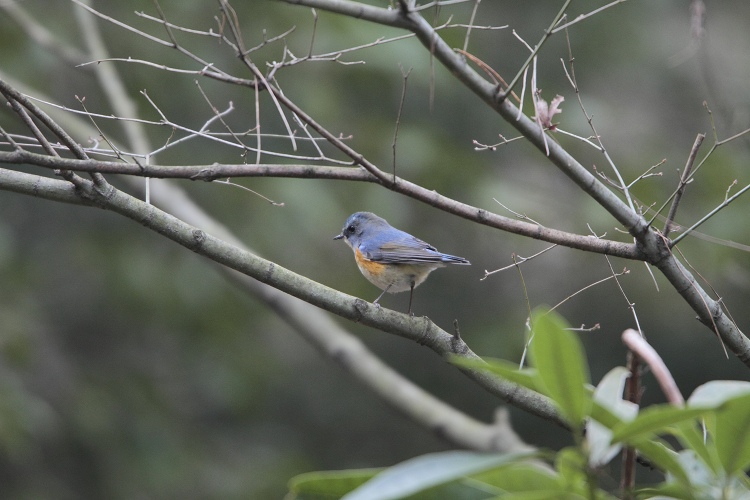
<box><xmin>473</xmin><ymin>463</ymin><xmax>560</xmax><ymax>492</ymax></box>
<box><xmin>636</xmin><ymin>483</ymin><xmax>696</xmax><ymax>500</ymax></box>
<box><xmin>341</xmin><ymin>451</ymin><xmax>530</xmax><ymax>500</ymax></box>
<box><xmin>287</xmin><ymin>469</ymin><xmax>381</xmax><ymax>499</ymax></box>
<box><xmin>610</xmin><ymin>405</ymin><xmax>713</xmax><ymax>443</ymax></box>
<box><xmin>672</xmin><ymin>421</ymin><xmax>721</xmax><ymax>475</ymax></box>
<box><xmin>686</xmin><ymin>380</ymin><xmax>750</xmax><ymax>475</ymax></box>
<box><xmin>407</xmin><ymin>480</ymin><xmax>503</xmax><ymax>500</ymax></box>
<box><xmin>637</xmin><ymin>449</ymin><xmax>729</xmax><ymax>500</ymax></box>
<box><xmin>555</xmin><ymin>447</ymin><xmax>590</xmax><ymax>496</ymax></box>
<box><xmin>714</xmin><ymin>392</ymin><xmax>750</xmax><ymax>475</ymax></box>
<box><xmin>633</xmin><ymin>437</ymin><xmax>690</xmax><ymax>486</ymax></box>
<box><xmin>528</xmin><ymin>309</ymin><xmax>591</xmax><ymax>426</ymax></box>
<box><xmin>498</xmin><ymin>491</ymin><xmax>590</xmax><ymax>499</ymax></box>
<box><xmin>450</xmin><ymin>356</ymin><xmax>539</xmax><ymax>392</ymax></box>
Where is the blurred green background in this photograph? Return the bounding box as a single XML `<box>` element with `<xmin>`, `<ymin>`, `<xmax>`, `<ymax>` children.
<box><xmin>1</xmin><ymin>0</ymin><xmax>750</xmax><ymax>497</ymax></box>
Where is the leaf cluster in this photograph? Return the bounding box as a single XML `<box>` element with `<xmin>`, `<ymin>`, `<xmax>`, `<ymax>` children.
<box><xmin>288</xmin><ymin>309</ymin><xmax>750</xmax><ymax>499</ymax></box>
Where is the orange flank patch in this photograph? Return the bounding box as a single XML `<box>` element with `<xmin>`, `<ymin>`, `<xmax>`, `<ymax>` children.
<box><xmin>355</xmin><ymin>248</ymin><xmax>386</xmax><ymax>277</ymax></box>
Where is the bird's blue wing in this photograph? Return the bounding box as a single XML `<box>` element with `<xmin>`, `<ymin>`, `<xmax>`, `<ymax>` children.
<box><xmin>360</xmin><ymin>231</ymin><xmax>468</xmax><ymax>265</ymax></box>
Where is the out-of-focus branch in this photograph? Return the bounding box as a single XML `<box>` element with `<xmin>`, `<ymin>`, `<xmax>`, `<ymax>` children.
<box><xmin>223</xmin><ymin>266</ymin><xmax>536</xmax><ymax>453</ymax></box>
<box><xmin>0</xmin><ymin>1</ymin><xmax>89</xmax><ymax>67</ymax></box>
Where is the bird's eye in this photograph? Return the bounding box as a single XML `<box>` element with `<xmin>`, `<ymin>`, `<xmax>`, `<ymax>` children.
<box><xmin>346</xmin><ymin>224</ymin><xmax>356</xmax><ymax>234</ymax></box>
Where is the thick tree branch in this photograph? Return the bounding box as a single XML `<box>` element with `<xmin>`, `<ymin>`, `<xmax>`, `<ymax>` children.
<box><xmin>278</xmin><ymin>0</ymin><xmax>750</xmax><ymax>369</ymax></box>
<box><xmin>279</xmin><ymin>0</ymin><xmax>645</xmax><ymax>234</ymax></box>
<box><xmin>0</xmin><ymin>166</ymin><xmax>566</xmax><ymax>427</ymax></box>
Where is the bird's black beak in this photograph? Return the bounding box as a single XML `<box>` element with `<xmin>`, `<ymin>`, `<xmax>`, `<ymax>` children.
<box><xmin>333</xmin><ymin>233</ymin><xmax>344</xmax><ymax>240</ymax></box>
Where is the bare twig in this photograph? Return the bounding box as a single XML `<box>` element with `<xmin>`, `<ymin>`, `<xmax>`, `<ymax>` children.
<box><xmin>551</xmin><ymin>0</ymin><xmax>629</xmax><ymax>34</ymax></box>
<box><xmin>501</xmin><ymin>0</ymin><xmax>571</xmax><ymax>98</ymax></box>
<box><xmin>392</xmin><ymin>66</ymin><xmax>412</xmax><ymax>180</ymax></box>
<box><xmin>662</xmin><ymin>134</ymin><xmax>705</xmax><ymax>238</ymax></box>
<box><xmin>482</xmin><ymin>245</ymin><xmax>557</xmax><ymax>280</ymax></box>
<box><xmin>671</xmin><ymin>181</ymin><xmax>750</xmax><ymax>246</ymax></box>
<box><xmin>549</xmin><ymin>268</ymin><xmax>629</xmax><ymax>313</ymax></box>
<box><xmin>461</xmin><ymin>0</ymin><xmax>481</xmax><ymax>53</ymax></box>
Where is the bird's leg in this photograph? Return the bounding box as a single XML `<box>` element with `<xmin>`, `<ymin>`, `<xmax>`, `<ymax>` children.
<box><xmin>407</xmin><ymin>282</ymin><xmax>415</xmax><ymax>316</ymax></box>
<box><xmin>373</xmin><ymin>284</ymin><xmax>392</xmax><ymax>308</ymax></box>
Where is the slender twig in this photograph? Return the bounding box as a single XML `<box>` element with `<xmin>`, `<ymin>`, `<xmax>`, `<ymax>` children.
<box><xmin>551</xmin><ymin>0</ymin><xmax>629</xmax><ymax>34</ymax></box>
<box><xmin>549</xmin><ymin>268</ymin><xmax>629</xmax><ymax>313</ymax></box>
<box><xmin>501</xmin><ymin>0</ymin><xmax>571</xmax><ymax>99</ymax></box>
<box><xmin>605</xmin><ymin>255</ymin><xmax>643</xmax><ymax>334</ymax></box>
<box><xmin>472</xmin><ymin>134</ymin><xmax>524</xmax><ymax>151</ymax></box>
<box><xmin>461</xmin><ymin>0</ymin><xmax>481</xmax><ymax>53</ymax></box>
<box><xmin>392</xmin><ymin>66</ymin><xmax>412</xmax><ymax>181</ymax></box>
<box><xmin>561</xmin><ymin>29</ymin><xmax>635</xmax><ymax>211</ymax></box>
<box><xmin>662</xmin><ymin>134</ymin><xmax>704</xmax><ymax>238</ymax></box>
<box><xmin>482</xmin><ymin>245</ymin><xmax>557</xmax><ymax>279</ymax></box>
<box><xmin>213</xmin><ymin>178</ymin><xmax>285</xmax><ymax>206</ymax></box>
<box><xmin>0</xmin><ymin>78</ymin><xmax>107</xmax><ymax>189</ymax></box>
<box><xmin>194</xmin><ymin>80</ymin><xmax>251</xmax><ymax>152</ymax></box>
<box><xmin>516</xmin><ymin>254</ymin><xmax>534</xmax><ymax>369</ymax></box>
<box><xmin>218</xmin><ymin>0</ymin><xmax>298</xmax><ymax>151</ymax></box>
<box><xmin>671</xmin><ymin>181</ymin><xmax>750</xmax><ymax>246</ymax></box>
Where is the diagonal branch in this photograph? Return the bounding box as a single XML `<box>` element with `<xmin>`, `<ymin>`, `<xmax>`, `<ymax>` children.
<box><xmin>277</xmin><ymin>0</ymin><xmax>750</xmax><ymax>367</ymax></box>
<box><xmin>662</xmin><ymin>133</ymin><xmax>704</xmax><ymax>238</ymax></box>
<box><xmin>0</xmin><ymin>150</ymin><xmax>642</xmax><ymax>260</ymax></box>
<box><xmin>0</xmin><ymin>166</ymin><xmax>566</xmax><ymax>428</ymax></box>
<box><xmin>278</xmin><ymin>0</ymin><xmax>648</xmax><ymax>237</ymax></box>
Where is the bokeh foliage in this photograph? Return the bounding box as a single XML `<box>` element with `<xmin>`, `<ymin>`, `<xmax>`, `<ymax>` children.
<box><xmin>1</xmin><ymin>0</ymin><xmax>750</xmax><ymax>497</ymax></box>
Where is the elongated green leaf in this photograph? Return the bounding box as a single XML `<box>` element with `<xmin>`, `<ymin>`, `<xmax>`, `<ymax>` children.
<box><xmin>555</xmin><ymin>447</ymin><xmax>587</xmax><ymax>492</ymax></box>
<box><xmin>341</xmin><ymin>451</ymin><xmax>529</xmax><ymax>500</ymax></box>
<box><xmin>610</xmin><ymin>405</ymin><xmax>713</xmax><ymax>443</ymax></box>
<box><xmin>634</xmin><ymin>437</ymin><xmax>690</xmax><ymax>486</ymax></box>
<box><xmin>552</xmin><ymin>447</ymin><xmax>617</xmax><ymax>498</ymax></box>
<box><xmin>714</xmin><ymin>393</ymin><xmax>750</xmax><ymax>475</ymax></box>
<box><xmin>407</xmin><ymin>480</ymin><xmax>502</xmax><ymax>499</ymax></box>
<box><xmin>473</xmin><ymin>463</ymin><xmax>560</xmax><ymax>492</ymax></box>
<box><xmin>672</xmin><ymin>421</ymin><xmax>721</xmax><ymax>475</ymax></box>
<box><xmin>528</xmin><ymin>309</ymin><xmax>591</xmax><ymax>426</ymax></box>
<box><xmin>287</xmin><ymin>469</ymin><xmax>381</xmax><ymax>499</ymax></box>
<box><xmin>450</xmin><ymin>356</ymin><xmax>539</xmax><ymax>392</ymax></box>
<box><xmin>637</xmin><ymin>483</ymin><xmax>696</xmax><ymax>500</ymax></box>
